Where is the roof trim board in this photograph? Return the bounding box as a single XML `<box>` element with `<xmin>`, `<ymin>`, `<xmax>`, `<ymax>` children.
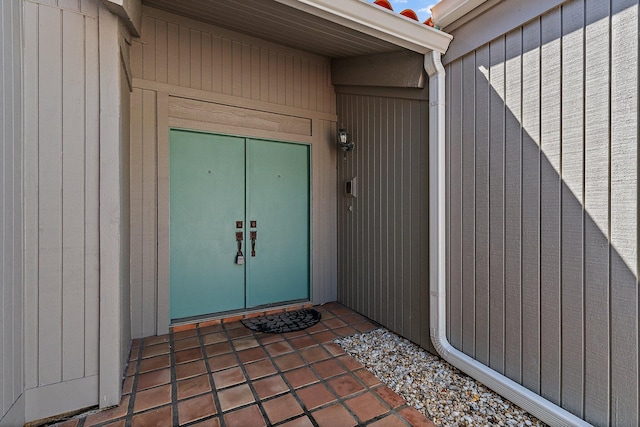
<box><xmin>431</xmin><ymin>0</ymin><xmax>490</xmax><ymax>28</ymax></box>
<box><xmin>272</xmin><ymin>0</ymin><xmax>453</xmax><ymax>54</ymax></box>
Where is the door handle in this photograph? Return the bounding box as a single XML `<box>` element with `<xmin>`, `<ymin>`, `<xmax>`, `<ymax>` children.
<box><xmin>235</xmin><ymin>231</ymin><xmax>245</xmax><ymax>264</ymax></box>
<box><xmin>250</xmin><ymin>231</ymin><xmax>257</xmax><ymax>257</ymax></box>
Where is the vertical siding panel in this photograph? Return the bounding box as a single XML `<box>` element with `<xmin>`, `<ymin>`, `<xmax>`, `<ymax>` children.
<box><xmin>1</xmin><ymin>0</ymin><xmax>7</xmax><ymax>400</ymax></box>
<box><xmin>372</xmin><ymin>97</ymin><xmax>381</xmax><ymax>321</ymax></box>
<box><xmin>336</xmin><ymin>92</ymin><xmax>429</xmax><ymax>348</ymax></box>
<box><xmin>324</xmin><ymin>65</ymin><xmax>334</xmax><ymax>114</ymax></box>
<box><xmin>380</xmin><ymin>98</ymin><xmax>387</xmax><ymax>322</ymax></box>
<box><xmin>200</xmin><ymin>32</ymin><xmax>211</xmax><ymax>92</ymax></box>
<box><xmin>130</xmin><ymin>40</ymin><xmax>143</xmax><ymax>80</ymax></box>
<box><xmin>241</xmin><ymin>43</ymin><xmax>251</xmax><ymax>98</ymax></box>
<box><xmin>474</xmin><ymin>45</ymin><xmax>490</xmax><ymax>366</ymax></box>
<box><xmin>308</xmin><ymin>62</ymin><xmax>317</xmax><ymax>111</ymax></box>
<box><xmin>371</xmin><ymin>97</ymin><xmax>378</xmax><ymax>318</ymax></box>
<box><xmin>312</xmin><ymin>118</ymin><xmax>337</xmax><ymax>304</ymax></box>
<box><xmin>351</xmin><ymin>96</ymin><xmax>358</xmax><ymax>312</ymax></box>
<box><xmin>560</xmin><ymin>0</ymin><xmax>585</xmax><ymax>416</ymax></box>
<box><xmin>142</xmin><ymin>15</ymin><xmax>156</xmax><ymax>82</ymax></box>
<box><xmin>84</xmin><ymin>14</ymin><xmax>99</xmax><ymax>377</ymax></box>
<box><xmin>380</xmin><ymin>97</ymin><xmax>391</xmax><ymax>325</ymax></box>
<box><xmin>408</xmin><ymin>100</ymin><xmax>422</xmax><ymax>341</ymax></box>
<box><xmin>211</xmin><ymin>35</ymin><xmax>222</xmax><ymax>94</ymax></box>
<box><xmin>179</xmin><ymin>26</ymin><xmax>190</xmax><ymax>87</ymax></box>
<box><xmin>156</xmin><ymin>92</ymin><xmax>170</xmax><ymax>334</ymax></box>
<box><xmin>448</xmin><ymin>60</ymin><xmax>463</xmax><ymax>350</ymax></box>
<box><xmin>293</xmin><ymin>57</ymin><xmax>302</xmax><ymax>108</ymax></box>
<box><xmin>250</xmin><ymin>46</ymin><xmax>260</xmax><ymax>100</ymax></box>
<box><xmin>61</xmin><ymin>10</ymin><xmax>86</xmax><ymax>381</ymax></box>
<box><xmin>142</xmin><ymin>90</ymin><xmax>158</xmax><ymax>337</ymax></box>
<box><xmin>419</xmin><ymin>101</ymin><xmax>431</xmax><ymax>350</ymax></box>
<box><xmin>277</xmin><ymin>53</ymin><xmax>286</xmax><ymax>104</ymax></box>
<box><xmin>461</xmin><ymin>53</ymin><xmax>476</xmax><ymax>357</ymax></box>
<box><xmin>232</xmin><ymin>40</ymin><xmax>242</xmax><ymax>97</ymax></box>
<box><xmin>354</xmin><ymin>95</ymin><xmax>363</xmax><ymax>314</ymax></box>
<box><xmin>402</xmin><ymin>99</ymin><xmax>414</xmax><ymax>334</ymax></box>
<box><xmin>539</xmin><ymin>8</ymin><xmax>562</xmax><ymax>405</ymax></box>
<box><xmin>12</xmin><ymin>0</ymin><xmax>24</xmax><ymax>401</ymax></box>
<box><xmin>504</xmin><ymin>29</ymin><xmax>522</xmax><ymax>383</ymax></box>
<box><xmin>155</xmin><ymin>19</ymin><xmax>168</xmax><ymax>84</ymax></box>
<box><xmin>38</xmin><ymin>4</ymin><xmax>63</xmax><ymax>386</ymax></box>
<box><xmin>489</xmin><ymin>37</ymin><xmax>506</xmax><ymax>374</ymax></box>
<box><xmin>0</xmin><ymin>0</ymin><xmax>23</xmax><ymax>412</ymax></box>
<box><xmin>221</xmin><ymin>38</ymin><xmax>233</xmax><ymax>95</ymax></box>
<box><xmin>346</xmin><ymin>95</ymin><xmax>355</xmax><ymax>310</ymax></box>
<box><xmin>583</xmin><ymin>0</ymin><xmax>611</xmax><ymax>423</ymax></box>
<box><xmin>609</xmin><ymin>0</ymin><xmax>639</xmax><ymax>423</ymax></box>
<box><xmin>300</xmin><ymin>59</ymin><xmax>309</xmax><ymax>109</ymax></box>
<box><xmin>268</xmin><ymin>51</ymin><xmax>278</xmax><ymax>104</ymax></box>
<box><xmin>338</xmin><ymin>95</ymin><xmax>347</xmax><ymax>305</ymax></box>
<box><xmin>130</xmin><ymin>88</ymin><xmax>144</xmax><ymax>338</ymax></box>
<box><xmin>285</xmin><ymin>55</ymin><xmax>294</xmax><ymax>106</ymax></box>
<box><xmin>360</xmin><ymin>97</ymin><xmax>370</xmax><ymax>316</ymax></box>
<box><xmin>520</xmin><ymin>18</ymin><xmax>541</xmax><ymax>394</ymax></box>
<box><xmin>190</xmin><ymin>29</ymin><xmax>201</xmax><ymax>90</ymax></box>
<box><xmin>393</xmin><ymin>99</ymin><xmax>403</xmax><ymax>330</ymax></box>
<box><xmin>166</xmin><ymin>23</ymin><xmax>179</xmax><ymax>86</ymax></box>
<box><xmin>260</xmin><ymin>48</ymin><xmax>269</xmax><ymax>102</ymax></box>
<box><xmin>23</xmin><ymin>0</ymin><xmax>39</xmax><ymax>390</ymax></box>
<box><xmin>327</xmin><ymin>119</ymin><xmax>338</xmax><ymax>302</ymax></box>
<box><xmin>316</xmin><ymin>64</ymin><xmax>325</xmax><ymax>113</ymax></box>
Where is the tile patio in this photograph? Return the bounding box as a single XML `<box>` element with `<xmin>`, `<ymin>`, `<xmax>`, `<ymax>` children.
<box><xmin>47</xmin><ymin>302</ymin><xmax>435</xmax><ymax>427</ymax></box>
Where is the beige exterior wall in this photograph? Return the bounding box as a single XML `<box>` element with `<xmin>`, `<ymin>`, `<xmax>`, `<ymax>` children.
<box><xmin>18</xmin><ymin>0</ymin><xmax>133</xmax><ymax>421</ymax></box>
<box><xmin>0</xmin><ymin>0</ymin><xmax>24</xmax><ymax>425</ymax></box>
<box><xmin>130</xmin><ymin>6</ymin><xmax>339</xmax><ymax>338</ymax></box>
<box><xmin>22</xmin><ymin>0</ymin><xmax>101</xmax><ymax>420</ymax></box>
<box><xmin>444</xmin><ymin>0</ymin><xmax>639</xmax><ymax>425</ymax></box>
<box><xmin>335</xmin><ymin>87</ymin><xmax>433</xmax><ymax>353</ymax></box>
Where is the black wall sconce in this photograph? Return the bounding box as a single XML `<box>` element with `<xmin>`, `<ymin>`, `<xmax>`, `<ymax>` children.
<box><xmin>337</xmin><ymin>128</ymin><xmax>355</xmax><ymax>154</ymax></box>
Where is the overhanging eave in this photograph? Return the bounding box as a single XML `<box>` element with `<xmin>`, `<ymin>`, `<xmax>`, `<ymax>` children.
<box><xmin>273</xmin><ymin>0</ymin><xmax>453</xmax><ymax>54</ymax></box>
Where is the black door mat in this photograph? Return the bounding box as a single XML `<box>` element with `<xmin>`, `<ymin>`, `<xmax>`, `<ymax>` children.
<box><xmin>241</xmin><ymin>308</ymin><xmax>321</xmax><ymax>333</ymax></box>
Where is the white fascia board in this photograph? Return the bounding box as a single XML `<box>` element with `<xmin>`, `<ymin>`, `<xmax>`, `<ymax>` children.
<box><xmin>272</xmin><ymin>0</ymin><xmax>452</xmax><ymax>54</ymax></box>
<box><xmin>431</xmin><ymin>0</ymin><xmax>489</xmax><ymax>28</ymax></box>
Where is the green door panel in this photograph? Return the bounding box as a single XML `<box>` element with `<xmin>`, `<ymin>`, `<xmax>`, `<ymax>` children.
<box><xmin>246</xmin><ymin>139</ymin><xmax>310</xmax><ymax>307</ymax></box>
<box><xmin>169</xmin><ymin>130</ymin><xmax>310</xmax><ymax>319</ymax></box>
<box><xmin>170</xmin><ymin>130</ymin><xmax>246</xmax><ymax>319</ymax></box>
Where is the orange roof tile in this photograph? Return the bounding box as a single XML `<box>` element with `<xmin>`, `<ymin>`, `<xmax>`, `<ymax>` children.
<box><xmin>373</xmin><ymin>0</ymin><xmax>393</xmax><ymax>11</ymax></box>
<box><xmin>371</xmin><ymin>0</ymin><xmax>436</xmax><ymax>27</ymax></box>
<box><xmin>399</xmin><ymin>9</ymin><xmax>419</xmax><ymax>21</ymax></box>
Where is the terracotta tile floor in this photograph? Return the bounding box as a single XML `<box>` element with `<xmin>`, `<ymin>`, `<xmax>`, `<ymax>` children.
<box><xmin>50</xmin><ymin>302</ymin><xmax>436</xmax><ymax>427</ymax></box>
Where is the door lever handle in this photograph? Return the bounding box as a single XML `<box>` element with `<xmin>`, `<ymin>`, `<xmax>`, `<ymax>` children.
<box><xmin>235</xmin><ymin>232</ymin><xmax>245</xmax><ymax>264</ymax></box>
<box><xmin>250</xmin><ymin>231</ymin><xmax>257</xmax><ymax>257</ymax></box>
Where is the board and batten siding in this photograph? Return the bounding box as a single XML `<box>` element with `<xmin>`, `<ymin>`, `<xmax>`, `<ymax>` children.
<box><xmin>21</xmin><ymin>0</ymin><xmax>103</xmax><ymax>420</ymax></box>
<box><xmin>444</xmin><ymin>0</ymin><xmax>639</xmax><ymax>425</ymax></box>
<box><xmin>130</xmin><ymin>7</ymin><xmax>338</xmax><ymax>338</ymax></box>
<box><xmin>0</xmin><ymin>0</ymin><xmax>24</xmax><ymax>425</ymax></box>
<box><xmin>336</xmin><ymin>90</ymin><xmax>433</xmax><ymax>353</ymax></box>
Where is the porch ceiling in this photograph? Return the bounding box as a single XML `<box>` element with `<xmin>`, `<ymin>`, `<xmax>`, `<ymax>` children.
<box><xmin>141</xmin><ymin>0</ymin><xmax>452</xmax><ymax>58</ymax></box>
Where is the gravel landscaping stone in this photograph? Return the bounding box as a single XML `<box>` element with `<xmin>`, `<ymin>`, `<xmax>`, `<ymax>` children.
<box><xmin>335</xmin><ymin>329</ymin><xmax>547</xmax><ymax>427</ymax></box>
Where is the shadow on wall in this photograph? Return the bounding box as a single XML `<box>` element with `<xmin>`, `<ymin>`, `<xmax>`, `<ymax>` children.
<box><xmin>446</xmin><ymin>1</ymin><xmax>638</xmax><ymax>426</ymax></box>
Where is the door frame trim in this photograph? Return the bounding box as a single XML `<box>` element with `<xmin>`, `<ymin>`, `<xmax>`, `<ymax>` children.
<box><xmin>158</xmin><ymin>124</ymin><xmax>313</xmax><ymax>332</ymax></box>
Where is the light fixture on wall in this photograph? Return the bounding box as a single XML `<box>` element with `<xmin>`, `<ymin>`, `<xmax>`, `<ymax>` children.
<box><xmin>337</xmin><ymin>128</ymin><xmax>355</xmax><ymax>153</ymax></box>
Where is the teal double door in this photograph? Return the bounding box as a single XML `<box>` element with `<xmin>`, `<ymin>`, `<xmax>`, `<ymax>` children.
<box><xmin>169</xmin><ymin>129</ymin><xmax>310</xmax><ymax>320</ymax></box>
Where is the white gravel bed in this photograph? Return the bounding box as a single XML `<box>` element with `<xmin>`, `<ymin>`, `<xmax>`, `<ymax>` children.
<box><xmin>335</xmin><ymin>329</ymin><xmax>546</xmax><ymax>427</ymax></box>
